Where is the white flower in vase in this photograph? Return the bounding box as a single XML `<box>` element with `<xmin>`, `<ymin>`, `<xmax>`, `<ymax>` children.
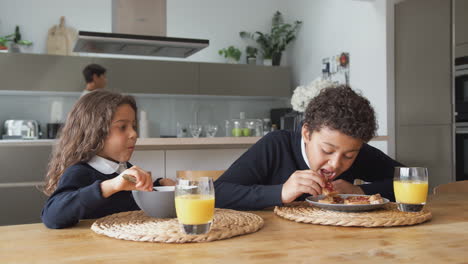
<box><xmin>291</xmin><ymin>78</ymin><xmax>337</xmax><ymax>112</ymax></box>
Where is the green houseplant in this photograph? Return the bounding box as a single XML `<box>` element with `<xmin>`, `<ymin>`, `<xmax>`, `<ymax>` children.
<box><xmin>218</xmin><ymin>46</ymin><xmax>242</xmax><ymax>63</ymax></box>
<box><xmin>0</xmin><ymin>26</ymin><xmax>33</xmax><ymax>52</ymax></box>
<box><xmin>240</xmin><ymin>11</ymin><xmax>302</xmax><ymax>66</ymax></box>
<box><xmin>245</xmin><ymin>46</ymin><xmax>258</xmax><ymax>65</ymax></box>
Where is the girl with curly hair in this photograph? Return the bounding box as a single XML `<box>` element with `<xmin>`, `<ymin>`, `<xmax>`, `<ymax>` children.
<box><xmin>215</xmin><ymin>85</ymin><xmax>402</xmax><ymax>210</ymax></box>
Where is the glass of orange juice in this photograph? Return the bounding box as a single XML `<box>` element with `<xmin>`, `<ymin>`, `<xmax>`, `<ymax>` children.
<box><xmin>393</xmin><ymin>167</ymin><xmax>429</xmax><ymax>212</ymax></box>
<box><xmin>175</xmin><ymin>177</ymin><xmax>215</xmax><ymax>235</ymax></box>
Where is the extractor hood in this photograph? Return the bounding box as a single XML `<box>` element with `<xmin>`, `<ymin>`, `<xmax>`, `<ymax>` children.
<box><xmin>73</xmin><ymin>31</ymin><xmax>209</xmax><ymax>58</ymax></box>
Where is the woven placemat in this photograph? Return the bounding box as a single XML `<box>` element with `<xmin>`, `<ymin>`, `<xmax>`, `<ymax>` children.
<box><xmin>91</xmin><ymin>209</ymin><xmax>264</xmax><ymax>243</ymax></box>
<box><xmin>274</xmin><ymin>202</ymin><xmax>432</xmax><ymax>227</ymax></box>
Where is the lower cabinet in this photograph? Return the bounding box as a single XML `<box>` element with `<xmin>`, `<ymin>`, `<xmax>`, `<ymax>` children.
<box><xmin>0</xmin><ymin>186</ymin><xmax>48</xmax><ymax>225</ymax></box>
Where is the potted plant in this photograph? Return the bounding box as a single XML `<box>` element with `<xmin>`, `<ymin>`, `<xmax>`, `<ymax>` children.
<box><xmin>240</xmin><ymin>11</ymin><xmax>302</xmax><ymax>66</ymax></box>
<box><xmin>218</xmin><ymin>46</ymin><xmax>242</xmax><ymax>63</ymax></box>
<box><xmin>0</xmin><ymin>26</ymin><xmax>33</xmax><ymax>53</ymax></box>
<box><xmin>245</xmin><ymin>46</ymin><xmax>258</xmax><ymax>65</ymax></box>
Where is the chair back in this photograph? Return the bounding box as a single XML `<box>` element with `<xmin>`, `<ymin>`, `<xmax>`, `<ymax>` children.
<box><xmin>433</xmin><ymin>180</ymin><xmax>468</xmax><ymax>195</ymax></box>
<box><xmin>176</xmin><ymin>170</ymin><xmax>225</xmax><ymax>181</ymax></box>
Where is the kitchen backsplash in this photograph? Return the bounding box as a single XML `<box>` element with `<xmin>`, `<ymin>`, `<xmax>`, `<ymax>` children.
<box><xmin>0</xmin><ymin>91</ymin><xmax>290</xmax><ymax>138</ymax></box>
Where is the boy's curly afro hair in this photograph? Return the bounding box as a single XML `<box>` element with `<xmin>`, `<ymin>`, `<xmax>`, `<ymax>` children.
<box><xmin>303</xmin><ymin>85</ymin><xmax>377</xmax><ymax>142</ymax></box>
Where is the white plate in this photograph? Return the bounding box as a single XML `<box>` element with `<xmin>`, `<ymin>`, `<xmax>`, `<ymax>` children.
<box><xmin>305</xmin><ymin>194</ymin><xmax>389</xmax><ymax>212</ymax></box>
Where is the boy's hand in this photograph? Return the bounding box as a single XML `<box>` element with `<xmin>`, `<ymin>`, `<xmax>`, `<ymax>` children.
<box><xmin>281</xmin><ymin>170</ymin><xmax>326</xmax><ymax>203</ymax></box>
<box><xmin>332</xmin><ymin>179</ymin><xmax>365</xmax><ymax>194</ymax></box>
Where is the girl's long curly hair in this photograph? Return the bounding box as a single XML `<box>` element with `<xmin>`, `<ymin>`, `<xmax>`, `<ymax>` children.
<box><xmin>43</xmin><ymin>90</ymin><xmax>137</xmax><ymax>196</ymax></box>
<box><xmin>303</xmin><ymin>85</ymin><xmax>377</xmax><ymax>142</ymax></box>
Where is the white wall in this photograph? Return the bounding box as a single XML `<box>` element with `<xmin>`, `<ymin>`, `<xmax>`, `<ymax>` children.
<box><xmin>283</xmin><ymin>0</ymin><xmax>389</xmax><ymax>139</ymax></box>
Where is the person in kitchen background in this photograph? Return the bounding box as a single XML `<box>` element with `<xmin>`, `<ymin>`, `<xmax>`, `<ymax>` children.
<box><xmin>41</xmin><ymin>90</ymin><xmax>175</xmax><ymax>229</ymax></box>
<box><xmin>214</xmin><ymin>85</ymin><xmax>403</xmax><ymax>210</ymax></box>
<box><xmin>81</xmin><ymin>63</ymin><xmax>107</xmax><ymax>96</ymax></box>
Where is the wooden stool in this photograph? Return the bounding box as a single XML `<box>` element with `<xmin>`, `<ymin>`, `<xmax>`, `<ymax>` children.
<box><xmin>176</xmin><ymin>170</ymin><xmax>225</xmax><ymax>181</ymax></box>
<box><xmin>433</xmin><ymin>180</ymin><xmax>468</xmax><ymax>195</ymax></box>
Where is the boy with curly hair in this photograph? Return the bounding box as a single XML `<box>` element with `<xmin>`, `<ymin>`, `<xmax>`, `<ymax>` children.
<box><xmin>215</xmin><ymin>85</ymin><xmax>402</xmax><ymax>210</ymax></box>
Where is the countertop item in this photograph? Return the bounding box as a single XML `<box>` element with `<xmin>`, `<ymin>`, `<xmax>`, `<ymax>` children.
<box><xmin>2</xmin><ymin>120</ymin><xmax>40</xmax><ymax>140</ymax></box>
<box><xmin>0</xmin><ymin>193</ymin><xmax>466</xmax><ymax>263</ymax></box>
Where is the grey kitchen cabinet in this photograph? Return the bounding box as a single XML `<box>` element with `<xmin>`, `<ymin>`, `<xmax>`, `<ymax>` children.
<box><xmin>396</xmin><ymin>125</ymin><xmax>452</xmax><ymax>190</ymax></box>
<box><xmin>0</xmin><ymin>145</ymin><xmax>51</xmax><ymax>225</ymax></box>
<box><xmin>199</xmin><ymin>63</ymin><xmax>291</xmax><ymax>97</ymax></box>
<box><xmin>455</xmin><ymin>0</ymin><xmax>468</xmax><ymax>47</ymax></box>
<box><xmin>0</xmin><ymin>145</ymin><xmax>50</xmax><ymax>183</ymax></box>
<box><xmin>0</xmin><ymin>53</ymin><xmax>291</xmax><ymax>96</ymax></box>
<box><xmin>395</xmin><ymin>0</ymin><xmax>452</xmax><ymax>126</ymax></box>
<box><xmin>455</xmin><ymin>0</ymin><xmax>468</xmax><ymax>57</ymax></box>
<box><xmin>0</xmin><ymin>186</ymin><xmax>48</xmax><ymax>225</ymax></box>
<box><xmin>0</xmin><ymin>53</ymin><xmax>90</xmax><ymax>92</ymax></box>
<box><xmin>92</xmin><ymin>57</ymin><xmax>199</xmax><ymax>94</ymax></box>
<box><xmin>395</xmin><ymin>0</ymin><xmax>453</xmax><ymax>184</ymax></box>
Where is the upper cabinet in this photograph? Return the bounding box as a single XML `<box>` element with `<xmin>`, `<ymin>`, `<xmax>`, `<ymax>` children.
<box><xmin>0</xmin><ymin>53</ymin><xmax>291</xmax><ymax>97</ymax></box>
<box><xmin>0</xmin><ymin>53</ymin><xmax>90</xmax><ymax>92</ymax></box>
<box><xmin>455</xmin><ymin>0</ymin><xmax>468</xmax><ymax>57</ymax></box>
<box><xmin>199</xmin><ymin>63</ymin><xmax>291</xmax><ymax>97</ymax></box>
<box><xmin>92</xmin><ymin>57</ymin><xmax>199</xmax><ymax>94</ymax></box>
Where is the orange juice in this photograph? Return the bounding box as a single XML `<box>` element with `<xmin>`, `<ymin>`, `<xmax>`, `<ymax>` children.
<box><xmin>394</xmin><ymin>180</ymin><xmax>428</xmax><ymax>204</ymax></box>
<box><xmin>175</xmin><ymin>194</ymin><xmax>215</xmax><ymax>225</ymax></box>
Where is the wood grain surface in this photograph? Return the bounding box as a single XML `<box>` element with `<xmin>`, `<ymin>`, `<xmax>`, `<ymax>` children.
<box><xmin>1</xmin><ymin>193</ymin><xmax>467</xmax><ymax>264</ymax></box>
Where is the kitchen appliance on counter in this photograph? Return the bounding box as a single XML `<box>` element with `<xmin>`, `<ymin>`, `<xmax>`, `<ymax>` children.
<box><xmin>2</xmin><ymin>120</ymin><xmax>40</xmax><ymax>140</ymax></box>
<box><xmin>455</xmin><ymin>56</ymin><xmax>468</xmax><ymax>122</ymax></box>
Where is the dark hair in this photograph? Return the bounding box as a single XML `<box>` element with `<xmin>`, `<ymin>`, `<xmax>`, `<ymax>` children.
<box><xmin>43</xmin><ymin>90</ymin><xmax>137</xmax><ymax>196</ymax></box>
<box><xmin>82</xmin><ymin>64</ymin><xmax>106</xmax><ymax>83</ymax></box>
<box><xmin>304</xmin><ymin>85</ymin><xmax>377</xmax><ymax>142</ymax></box>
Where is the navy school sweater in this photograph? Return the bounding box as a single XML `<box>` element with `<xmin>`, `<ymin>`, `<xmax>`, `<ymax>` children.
<box><xmin>214</xmin><ymin>130</ymin><xmax>403</xmax><ymax>210</ymax></box>
<box><xmin>41</xmin><ymin>162</ymin><xmax>161</xmax><ymax>229</ymax></box>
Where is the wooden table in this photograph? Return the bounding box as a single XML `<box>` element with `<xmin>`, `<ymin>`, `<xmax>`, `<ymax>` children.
<box><xmin>1</xmin><ymin>193</ymin><xmax>467</xmax><ymax>264</ymax></box>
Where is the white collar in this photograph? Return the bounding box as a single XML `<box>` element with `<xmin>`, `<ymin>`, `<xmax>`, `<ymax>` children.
<box><xmin>301</xmin><ymin>137</ymin><xmax>311</xmax><ymax>169</ymax></box>
<box><xmin>87</xmin><ymin>155</ymin><xmax>127</xmax><ymax>174</ymax></box>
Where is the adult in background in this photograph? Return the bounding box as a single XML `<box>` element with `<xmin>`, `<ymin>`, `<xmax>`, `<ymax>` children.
<box><xmin>82</xmin><ymin>63</ymin><xmax>107</xmax><ymax>96</ymax></box>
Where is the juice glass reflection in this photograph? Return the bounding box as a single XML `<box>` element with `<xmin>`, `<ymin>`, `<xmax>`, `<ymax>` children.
<box><xmin>393</xmin><ymin>167</ymin><xmax>429</xmax><ymax>212</ymax></box>
<box><xmin>175</xmin><ymin>177</ymin><xmax>215</xmax><ymax>235</ymax></box>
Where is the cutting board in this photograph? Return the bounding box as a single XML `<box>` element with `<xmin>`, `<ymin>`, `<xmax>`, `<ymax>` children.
<box><xmin>46</xmin><ymin>16</ymin><xmax>77</xmax><ymax>55</ymax></box>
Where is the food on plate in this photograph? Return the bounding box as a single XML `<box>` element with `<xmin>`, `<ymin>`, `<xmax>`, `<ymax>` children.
<box><xmin>318</xmin><ymin>193</ymin><xmax>384</xmax><ymax>205</ymax></box>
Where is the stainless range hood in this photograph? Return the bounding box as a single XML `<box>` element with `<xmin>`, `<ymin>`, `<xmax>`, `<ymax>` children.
<box><xmin>73</xmin><ymin>31</ymin><xmax>209</xmax><ymax>58</ymax></box>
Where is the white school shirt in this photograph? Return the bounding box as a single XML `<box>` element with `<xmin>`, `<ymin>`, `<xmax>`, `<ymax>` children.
<box><xmin>87</xmin><ymin>155</ymin><xmax>127</xmax><ymax>174</ymax></box>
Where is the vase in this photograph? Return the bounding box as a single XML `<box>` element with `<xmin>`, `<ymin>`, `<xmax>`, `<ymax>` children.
<box><xmin>272</xmin><ymin>52</ymin><xmax>282</xmax><ymax>66</ymax></box>
<box><xmin>263</xmin><ymin>58</ymin><xmax>272</xmax><ymax>66</ymax></box>
<box><xmin>247</xmin><ymin>57</ymin><xmax>257</xmax><ymax>65</ymax></box>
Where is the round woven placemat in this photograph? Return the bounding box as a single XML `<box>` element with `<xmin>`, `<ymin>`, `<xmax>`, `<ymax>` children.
<box><xmin>91</xmin><ymin>209</ymin><xmax>264</xmax><ymax>243</ymax></box>
<box><xmin>274</xmin><ymin>202</ymin><xmax>432</xmax><ymax>227</ymax></box>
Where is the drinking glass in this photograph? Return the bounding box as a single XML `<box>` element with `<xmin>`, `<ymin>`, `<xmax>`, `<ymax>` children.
<box><xmin>175</xmin><ymin>177</ymin><xmax>215</xmax><ymax>235</ymax></box>
<box><xmin>205</xmin><ymin>124</ymin><xmax>218</xmax><ymax>137</ymax></box>
<box><xmin>393</xmin><ymin>167</ymin><xmax>429</xmax><ymax>212</ymax></box>
<box><xmin>189</xmin><ymin>124</ymin><xmax>202</xmax><ymax>138</ymax></box>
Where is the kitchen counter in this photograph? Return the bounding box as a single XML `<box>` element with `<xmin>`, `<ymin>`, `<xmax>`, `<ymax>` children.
<box><xmin>0</xmin><ymin>135</ymin><xmax>389</xmax><ymax>149</ymax></box>
<box><xmin>1</xmin><ymin>193</ymin><xmax>465</xmax><ymax>264</ymax></box>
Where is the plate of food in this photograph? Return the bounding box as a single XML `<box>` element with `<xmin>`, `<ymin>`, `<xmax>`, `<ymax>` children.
<box><xmin>305</xmin><ymin>193</ymin><xmax>390</xmax><ymax>212</ymax></box>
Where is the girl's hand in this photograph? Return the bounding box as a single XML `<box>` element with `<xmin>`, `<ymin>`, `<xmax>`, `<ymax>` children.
<box><xmin>101</xmin><ymin>166</ymin><xmax>153</xmax><ymax>198</ymax></box>
<box><xmin>159</xmin><ymin>178</ymin><xmax>176</xmax><ymax>186</ymax></box>
<box><xmin>281</xmin><ymin>170</ymin><xmax>326</xmax><ymax>203</ymax></box>
<box><xmin>332</xmin><ymin>179</ymin><xmax>365</xmax><ymax>195</ymax></box>
<box><xmin>117</xmin><ymin>166</ymin><xmax>153</xmax><ymax>192</ymax></box>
